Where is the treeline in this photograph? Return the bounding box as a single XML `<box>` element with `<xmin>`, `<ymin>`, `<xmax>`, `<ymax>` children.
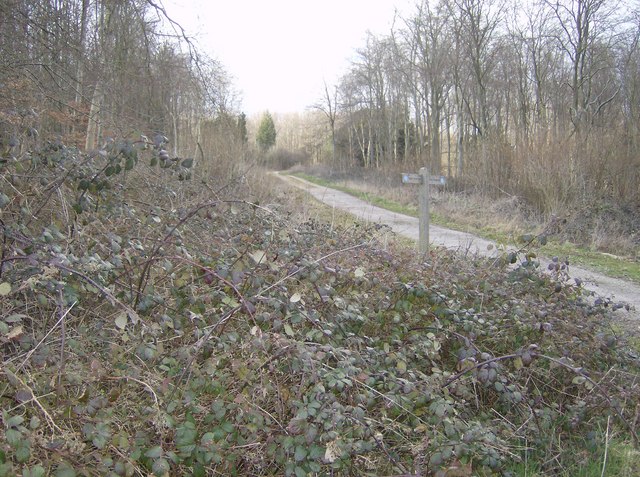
<box><xmin>0</xmin><ymin>0</ymin><xmax>247</xmax><ymax>170</ymax></box>
<box><xmin>312</xmin><ymin>0</ymin><xmax>640</xmax><ymax>213</ymax></box>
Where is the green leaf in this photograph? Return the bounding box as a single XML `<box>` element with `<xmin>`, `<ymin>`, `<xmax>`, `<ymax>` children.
<box><xmin>0</xmin><ymin>463</ymin><xmax>13</xmax><ymax>477</ymax></box>
<box><xmin>5</xmin><ymin>429</ymin><xmax>21</xmax><ymax>446</ymax></box>
<box><xmin>572</xmin><ymin>376</ymin><xmax>587</xmax><ymax>385</ymax></box>
<box><xmin>14</xmin><ymin>442</ymin><xmax>30</xmax><ymax>463</ymax></box>
<box><xmin>29</xmin><ymin>416</ymin><xmax>41</xmax><ymax>430</ymax></box>
<box><xmin>23</xmin><ymin>464</ymin><xmax>46</xmax><ymax>477</ymax></box>
<box><xmin>92</xmin><ymin>432</ymin><xmax>109</xmax><ymax>449</ymax></box>
<box><xmin>151</xmin><ymin>457</ymin><xmax>170</xmax><ymax>476</ymax></box>
<box><xmin>0</xmin><ymin>193</ymin><xmax>10</xmax><ymax>208</ymax></box>
<box><xmin>175</xmin><ymin>422</ymin><xmax>197</xmax><ymax>448</ymax></box>
<box><xmin>201</xmin><ymin>432</ymin><xmax>216</xmax><ymax>447</ymax></box>
<box><xmin>145</xmin><ymin>446</ymin><xmax>164</xmax><ymax>458</ymax></box>
<box><xmin>220</xmin><ymin>421</ymin><xmax>234</xmax><ymax>433</ymax></box>
<box><xmin>513</xmin><ymin>356</ymin><xmax>524</xmax><ymax>370</ymax></box>
<box><xmin>294</xmin><ymin>445</ymin><xmax>308</xmax><ymax>462</ymax></box>
<box><xmin>5</xmin><ymin>415</ymin><xmax>24</xmax><ymax>428</ymax></box>
<box><xmin>520</xmin><ymin>233</ymin><xmax>534</xmax><ymax>243</ymax></box>
<box><xmin>78</xmin><ymin>179</ymin><xmax>91</xmax><ymax>191</ymax></box>
<box><xmin>125</xmin><ymin>157</ymin><xmax>135</xmax><ymax>171</ymax></box>
<box><xmin>181</xmin><ymin>158</ymin><xmax>194</xmax><ymax>168</ymax></box>
<box><xmin>284</xmin><ymin>324</ymin><xmax>295</xmax><ymax>337</ymax></box>
<box><xmin>192</xmin><ymin>463</ymin><xmax>206</xmax><ymax>477</ymax></box>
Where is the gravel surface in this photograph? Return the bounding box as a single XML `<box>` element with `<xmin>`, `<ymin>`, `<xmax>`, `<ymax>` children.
<box><xmin>276</xmin><ymin>172</ymin><xmax>639</xmax><ymax>330</ymax></box>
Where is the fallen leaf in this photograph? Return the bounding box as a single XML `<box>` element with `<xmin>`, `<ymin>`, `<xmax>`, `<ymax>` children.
<box><xmin>324</xmin><ymin>439</ymin><xmax>341</xmax><ymax>463</ymax></box>
<box><xmin>0</xmin><ymin>282</ymin><xmax>11</xmax><ymax>296</ymax></box>
<box><xmin>6</xmin><ymin>325</ymin><xmax>23</xmax><ymax>341</ymax></box>
<box><xmin>290</xmin><ymin>292</ymin><xmax>301</xmax><ymax>303</ymax></box>
<box><xmin>115</xmin><ymin>313</ymin><xmax>128</xmax><ymax>330</ymax></box>
<box><xmin>249</xmin><ymin>250</ymin><xmax>267</xmax><ymax>264</ymax></box>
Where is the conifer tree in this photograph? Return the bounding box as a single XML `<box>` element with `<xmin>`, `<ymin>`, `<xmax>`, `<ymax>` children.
<box><xmin>256</xmin><ymin>111</ymin><xmax>276</xmax><ymax>152</ymax></box>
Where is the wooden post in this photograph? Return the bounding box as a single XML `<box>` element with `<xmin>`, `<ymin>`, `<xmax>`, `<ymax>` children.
<box><xmin>402</xmin><ymin>170</ymin><xmax>445</xmax><ymax>255</ymax></box>
<box><xmin>418</xmin><ymin>167</ymin><xmax>429</xmax><ymax>254</ymax></box>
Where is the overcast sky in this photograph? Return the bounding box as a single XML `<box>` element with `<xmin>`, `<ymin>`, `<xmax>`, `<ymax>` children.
<box><xmin>166</xmin><ymin>0</ymin><xmax>412</xmax><ymax>116</ymax></box>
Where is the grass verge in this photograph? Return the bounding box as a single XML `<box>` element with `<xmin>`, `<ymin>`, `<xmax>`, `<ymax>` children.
<box><xmin>290</xmin><ymin>172</ymin><xmax>640</xmax><ymax>284</ymax></box>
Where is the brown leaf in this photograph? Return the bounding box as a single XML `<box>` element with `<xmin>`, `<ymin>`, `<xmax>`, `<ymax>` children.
<box><xmin>6</xmin><ymin>325</ymin><xmax>23</xmax><ymax>341</ymax></box>
<box><xmin>15</xmin><ymin>389</ymin><xmax>33</xmax><ymax>403</ymax></box>
<box><xmin>435</xmin><ymin>459</ymin><xmax>473</xmax><ymax>477</ymax></box>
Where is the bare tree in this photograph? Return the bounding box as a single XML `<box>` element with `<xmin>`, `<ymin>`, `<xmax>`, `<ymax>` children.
<box><xmin>544</xmin><ymin>0</ymin><xmax>623</xmax><ymax>136</ymax></box>
<box><xmin>312</xmin><ymin>81</ymin><xmax>339</xmax><ymax>166</ymax></box>
<box><xmin>400</xmin><ymin>0</ymin><xmax>454</xmax><ymax>171</ymax></box>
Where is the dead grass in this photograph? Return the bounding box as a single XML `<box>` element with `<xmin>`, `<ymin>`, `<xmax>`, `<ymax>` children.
<box><xmin>292</xmin><ymin>164</ymin><xmax>640</xmax><ymax>260</ymax></box>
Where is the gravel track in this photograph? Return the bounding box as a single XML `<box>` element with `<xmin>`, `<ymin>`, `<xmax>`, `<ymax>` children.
<box><xmin>275</xmin><ymin>172</ymin><xmax>639</xmax><ymax>329</ymax></box>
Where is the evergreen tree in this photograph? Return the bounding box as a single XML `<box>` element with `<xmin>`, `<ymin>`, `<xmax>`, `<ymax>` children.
<box><xmin>256</xmin><ymin>111</ymin><xmax>276</xmax><ymax>152</ymax></box>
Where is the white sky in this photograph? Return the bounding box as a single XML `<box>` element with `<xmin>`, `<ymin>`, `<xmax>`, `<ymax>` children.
<box><xmin>166</xmin><ymin>0</ymin><xmax>412</xmax><ymax>116</ymax></box>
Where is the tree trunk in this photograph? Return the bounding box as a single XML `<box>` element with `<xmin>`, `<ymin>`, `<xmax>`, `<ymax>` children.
<box><xmin>85</xmin><ymin>81</ymin><xmax>103</xmax><ymax>151</ymax></box>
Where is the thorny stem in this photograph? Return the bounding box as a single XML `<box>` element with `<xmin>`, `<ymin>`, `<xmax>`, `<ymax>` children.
<box><xmin>56</xmin><ymin>287</ymin><xmax>67</xmax><ymax>398</ymax></box>
<box><xmin>51</xmin><ymin>261</ymin><xmax>139</xmax><ymax>322</ymax></box>
<box><xmin>257</xmin><ymin>240</ymin><xmax>371</xmax><ymax>297</ymax></box>
<box><xmin>538</xmin><ymin>353</ymin><xmax>639</xmax><ymax>447</ymax></box>
<box><xmin>133</xmin><ymin>199</ymin><xmax>275</xmax><ymax>309</ymax></box>
<box><xmin>443</xmin><ymin>349</ymin><xmax>639</xmax><ymax>447</ymax></box>
<box><xmin>444</xmin><ymin>353</ymin><xmax>519</xmax><ymax>387</ymax></box>
<box><xmin>167</xmin><ymin>305</ymin><xmax>241</xmax><ymax>403</ymax></box>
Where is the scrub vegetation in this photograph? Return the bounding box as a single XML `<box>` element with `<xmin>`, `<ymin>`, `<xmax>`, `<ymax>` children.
<box><xmin>1</xmin><ymin>138</ymin><xmax>639</xmax><ymax>477</ymax></box>
<box><xmin>1</xmin><ymin>0</ymin><xmax>640</xmax><ymax>476</ymax></box>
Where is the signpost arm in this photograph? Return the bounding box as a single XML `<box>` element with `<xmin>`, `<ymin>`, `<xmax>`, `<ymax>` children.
<box><xmin>418</xmin><ymin>167</ymin><xmax>429</xmax><ymax>254</ymax></box>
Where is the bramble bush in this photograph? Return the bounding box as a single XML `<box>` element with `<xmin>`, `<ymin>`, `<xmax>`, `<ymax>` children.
<box><xmin>0</xmin><ymin>135</ymin><xmax>639</xmax><ymax>476</ymax></box>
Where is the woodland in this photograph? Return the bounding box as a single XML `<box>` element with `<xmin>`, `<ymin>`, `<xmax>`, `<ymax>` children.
<box><xmin>1</xmin><ymin>0</ymin><xmax>640</xmax><ymax>476</ymax></box>
<box><xmin>279</xmin><ymin>0</ymin><xmax>640</xmax><ymax>254</ymax></box>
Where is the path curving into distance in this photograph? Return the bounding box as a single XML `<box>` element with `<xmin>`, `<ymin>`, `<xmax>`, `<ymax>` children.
<box><xmin>275</xmin><ymin>172</ymin><xmax>640</xmax><ymax>328</ymax></box>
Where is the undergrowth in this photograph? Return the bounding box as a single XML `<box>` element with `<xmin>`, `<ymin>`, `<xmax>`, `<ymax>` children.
<box><xmin>1</xmin><ymin>139</ymin><xmax>639</xmax><ymax>476</ymax></box>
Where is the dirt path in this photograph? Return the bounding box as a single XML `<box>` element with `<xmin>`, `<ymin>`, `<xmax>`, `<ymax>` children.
<box><xmin>276</xmin><ymin>172</ymin><xmax>639</xmax><ymax>328</ymax></box>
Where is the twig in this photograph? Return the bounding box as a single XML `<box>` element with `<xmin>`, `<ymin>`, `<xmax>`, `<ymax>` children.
<box><xmin>601</xmin><ymin>415</ymin><xmax>611</xmax><ymax>477</ymax></box>
<box><xmin>56</xmin><ymin>288</ymin><xmax>68</xmax><ymax>397</ymax></box>
<box><xmin>107</xmin><ymin>376</ymin><xmax>159</xmax><ymax>409</ymax></box>
<box><xmin>444</xmin><ymin>354</ymin><xmax>518</xmax><ymax>387</ymax></box>
<box><xmin>51</xmin><ymin>261</ymin><xmax>140</xmax><ymax>323</ymax></box>
<box><xmin>2</xmin><ymin>368</ymin><xmax>63</xmax><ymax>434</ymax></box>
<box><xmin>15</xmin><ymin>301</ymin><xmax>77</xmax><ymax>373</ymax></box>
<box><xmin>257</xmin><ymin>240</ymin><xmax>371</xmax><ymax>297</ymax></box>
<box><xmin>167</xmin><ymin>305</ymin><xmax>241</xmax><ymax>402</ymax></box>
<box><xmin>538</xmin><ymin>354</ymin><xmax>639</xmax><ymax>447</ymax></box>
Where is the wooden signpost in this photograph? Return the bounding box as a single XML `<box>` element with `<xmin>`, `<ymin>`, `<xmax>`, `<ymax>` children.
<box><xmin>401</xmin><ymin>168</ymin><xmax>446</xmax><ymax>254</ymax></box>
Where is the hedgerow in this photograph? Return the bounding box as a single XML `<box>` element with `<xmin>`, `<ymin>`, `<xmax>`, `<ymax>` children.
<box><xmin>1</xmin><ymin>137</ymin><xmax>639</xmax><ymax>476</ymax></box>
